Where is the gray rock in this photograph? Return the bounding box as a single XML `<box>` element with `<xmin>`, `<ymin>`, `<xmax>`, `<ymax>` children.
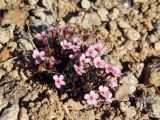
<box><xmin>0</xmin><ymin>103</ymin><xmax>19</xmax><ymax>120</ymax></box>
<box><xmin>81</xmin><ymin>12</ymin><xmax>101</xmax><ymax>28</ymax></box>
<box><xmin>116</xmin><ymin>72</ymin><xmax>138</xmax><ymax>101</ymax></box>
<box><xmin>115</xmin><ymin>85</ymin><xmax>136</xmax><ymax>101</ymax></box>
<box><xmin>27</xmin><ymin>0</ymin><xmax>39</xmax><ymax>5</ymax></box>
<box><xmin>109</xmin><ymin>8</ymin><xmax>119</xmax><ymax>20</ymax></box>
<box><xmin>31</xmin><ymin>7</ymin><xmax>56</xmax><ymax>25</ymax></box>
<box><xmin>129</xmin><ymin>62</ymin><xmax>144</xmax><ymax>78</ymax></box>
<box><xmin>136</xmin><ymin>91</ymin><xmax>160</xmax><ymax>118</ymax></box>
<box><xmin>0</xmin><ymin>98</ymin><xmax>8</xmax><ymax>111</ymax></box>
<box><xmin>97</xmin><ymin>26</ymin><xmax>109</xmax><ymax>39</ymax></box>
<box><xmin>19</xmin><ymin>107</ymin><xmax>29</xmax><ymax>120</ymax></box>
<box><xmin>85</xmin><ymin>110</ymin><xmax>95</xmax><ymax>120</ymax></box>
<box><xmin>65</xmin><ymin>99</ymin><xmax>84</xmax><ymax>111</ymax></box>
<box><xmin>127</xmin><ymin>29</ymin><xmax>141</xmax><ymax>41</ymax></box>
<box><xmin>144</xmin><ymin>59</ymin><xmax>160</xmax><ymax>87</ymax></box>
<box><xmin>7</xmin><ymin>41</ymin><xmax>17</xmax><ymax>52</ymax></box>
<box><xmin>118</xmin><ymin>20</ymin><xmax>131</xmax><ymax>29</ymax></box>
<box><xmin>97</xmin><ymin>8</ymin><xmax>109</xmax><ymax>21</ymax></box>
<box><xmin>42</xmin><ymin>0</ymin><xmax>54</xmax><ymax>10</ymax></box>
<box><xmin>104</xmin><ymin>55</ymin><xmax>123</xmax><ymax>69</ymax></box>
<box><xmin>0</xmin><ymin>0</ymin><xmax>6</xmax><ymax>9</ymax></box>
<box><xmin>154</xmin><ymin>42</ymin><xmax>160</xmax><ymax>51</ymax></box>
<box><xmin>0</xmin><ymin>26</ymin><xmax>15</xmax><ymax>44</ymax></box>
<box><xmin>148</xmin><ymin>34</ymin><xmax>158</xmax><ymax>43</ymax></box>
<box><xmin>81</xmin><ymin>0</ymin><xmax>91</xmax><ymax>10</ymax></box>
<box><xmin>125</xmin><ymin>106</ymin><xmax>137</xmax><ymax>118</ymax></box>
<box><xmin>109</xmin><ymin>21</ymin><xmax>118</xmax><ymax>30</ymax></box>
<box><xmin>1</xmin><ymin>8</ymin><xmax>28</xmax><ymax>26</ymax></box>
<box><xmin>0</xmin><ymin>29</ymin><xmax>10</xmax><ymax>44</ymax></box>
<box><xmin>23</xmin><ymin>91</ymin><xmax>38</xmax><ymax>101</ymax></box>
<box><xmin>119</xmin><ymin>72</ymin><xmax>138</xmax><ymax>85</ymax></box>
<box><xmin>19</xmin><ymin>39</ymin><xmax>33</xmax><ymax>51</ymax></box>
<box><xmin>0</xmin><ymin>69</ymin><xmax>5</xmax><ymax>79</ymax></box>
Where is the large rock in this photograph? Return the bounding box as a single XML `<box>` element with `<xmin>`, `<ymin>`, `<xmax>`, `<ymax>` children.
<box><xmin>0</xmin><ymin>98</ymin><xmax>8</xmax><ymax>111</ymax></box>
<box><xmin>154</xmin><ymin>41</ymin><xmax>160</xmax><ymax>51</ymax></box>
<box><xmin>127</xmin><ymin>29</ymin><xmax>141</xmax><ymax>41</ymax></box>
<box><xmin>136</xmin><ymin>90</ymin><xmax>160</xmax><ymax>119</ymax></box>
<box><xmin>0</xmin><ymin>69</ymin><xmax>5</xmax><ymax>79</ymax></box>
<box><xmin>27</xmin><ymin>0</ymin><xmax>39</xmax><ymax>6</ymax></box>
<box><xmin>81</xmin><ymin>0</ymin><xmax>91</xmax><ymax>10</ymax></box>
<box><xmin>144</xmin><ymin>59</ymin><xmax>160</xmax><ymax>87</ymax></box>
<box><xmin>97</xmin><ymin>8</ymin><xmax>109</xmax><ymax>21</ymax></box>
<box><xmin>0</xmin><ymin>103</ymin><xmax>19</xmax><ymax>120</ymax></box>
<box><xmin>81</xmin><ymin>12</ymin><xmax>101</xmax><ymax>28</ymax></box>
<box><xmin>19</xmin><ymin>39</ymin><xmax>33</xmax><ymax>51</ymax></box>
<box><xmin>118</xmin><ymin>20</ymin><xmax>131</xmax><ymax>29</ymax></box>
<box><xmin>0</xmin><ymin>0</ymin><xmax>6</xmax><ymax>9</ymax></box>
<box><xmin>115</xmin><ymin>72</ymin><xmax>138</xmax><ymax>101</ymax></box>
<box><xmin>19</xmin><ymin>107</ymin><xmax>29</xmax><ymax>120</ymax></box>
<box><xmin>42</xmin><ymin>0</ymin><xmax>54</xmax><ymax>10</ymax></box>
<box><xmin>31</xmin><ymin>7</ymin><xmax>56</xmax><ymax>25</ymax></box>
<box><xmin>1</xmin><ymin>8</ymin><xmax>29</xmax><ymax>26</ymax></box>
<box><xmin>0</xmin><ymin>29</ymin><xmax>11</xmax><ymax>44</ymax></box>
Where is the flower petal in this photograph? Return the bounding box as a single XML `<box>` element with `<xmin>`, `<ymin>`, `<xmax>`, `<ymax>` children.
<box><xmin>53</xmin><ymin>75</ymin><xmax>58</xmax><ymax>80</ymax></box>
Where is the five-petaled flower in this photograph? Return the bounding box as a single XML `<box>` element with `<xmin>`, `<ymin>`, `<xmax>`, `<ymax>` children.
<box><xmin>110</xmin><ymin>79</ymin><xmax>118</xmax><ymax>90</ymax></box>
<box><xmin>72</xmin><ymin>44</ymin><xmax>80</xmax><ymax>52</ymax></box>
<box><xmin>49</xmin><ymin>56</ymin><xmax>58</xmax><ymax>68</ymax></box>
<box><xmin>105</xmin><ymin>65</ymin><xmax>122</xmax><ymax>77</ymax></box>
<box><xmin>35</xmin><ymin>31</ymin><xmax>47</xmax><ymax>44</ymax></box>
<box><xmin>84</xmin><ymin>90</ymin><xmax>99</xmax><ymax>105</ymax></box>
<box><xmin>61</xmin><ymin>24</ymin><xmax>74</xmax><ymax>38</ymax></box>
<box><xmin>49</xmin><ymin>26</ymin><xmax>58</xmax><ymax>38</ymax></box>
<box><xmin>85</xmin><ymin>45</ymin><xmax>98</xmax><ymax>58</ymax></box>
<box><xmin>32</xmin><ymin>50</ymin><xmax>45</xmax><ymax>64</ymax></box>
<box><xmin>60</xmin><ymin>40</ymin><xmax>72</xmax><ymax>50</ymax></box>
<box><xmin>79</xmin><ymin>53</ymin><xmax>90</xmax><ymax>65</ymax></box>
<box><xmin>99</xmin><ymin>85</ymin><xmax>112</xmax><ymax>103</ymax></box>
<box><xmin>93</xmin><ymin>56</ymin><xmax>105</xmax><ymax>68</ymax></box>
<box><xmin>94</xmin><ymin>42</ymin><xmax>104</xmax><ymax>54</ymax></box>
<box><xmin>53</xmin><ymin>74</ymin><xmax>65</xmax><ymax>89</ymax></box>
<box><xmin>74</xmin><ymin>64</ymin><xmax>86</xmax><ymax>75</ymax></box>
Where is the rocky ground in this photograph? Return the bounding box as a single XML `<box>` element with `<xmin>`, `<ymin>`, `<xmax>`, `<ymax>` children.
<box><xmin>0</xmin><ymin>0</ymin><xmax>160</xmax><ymax>120</ymax></box>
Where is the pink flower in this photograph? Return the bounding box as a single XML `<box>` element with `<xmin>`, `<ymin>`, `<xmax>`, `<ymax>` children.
<box><xmin>60</xmin><ymin>40</ymin><xmax>72</xmax><ymax>50</ymax></box>
<box><xmin>110</xmin><ymin>79</ymin><xmax>118</xmax><ymax>90</ymax></box>
<box><xmin>35</xmin><ymin>31</ymin><xmax>47</xmax><ymax>44</ymax></box>
<box><xmin>72</xmin><ymin>44</ymin><xmax>80</xmax><ymax>52</ymax></box>
<box><xmin>74</xmin><ymin>64</ymin><xmax>86</xmax><ymax>75</ymax></box>
<box><xmin>49</xmin><ymin>56</ymin><xmax>58</xmax><ymax>68</ymax></box>
<box><xmin>61</xmin><ymin>24</ymin><xmax>74</xmax><ymax>38</ymax></box>
<box><xmin>99</xmin><ymin>85</ymin><xmax>112</xmax><ymax>103</ymax></box>
<box><xmin>105</xmin><ymin>65</ymin><xmax>122</xmax><ymax>77</ymax></box>
<box><xmin>93</xmin><ymin>57</ymin><xmax>105</xmax><ymax>68</ymax></box>
<box><xmin>73</xmin><ymin>36</ymin><xmax>83</xmax><ymax>45</ymax></box>
<box><xmin>84</xmin><ymin>90</ymin><xmax>99</xmax><ymax>105</ymax></box>
<box><xmin>53</xmin><ymin>74</ymin><xmax>65</xmax><ymax>89</ymax></box>
<box><xmin>85</xmin><ymin>45</ymin><xmax>98</xmax><ymax>58</ymax></box>
<box><xmin>32</xmin><ymin>50</ymin><xmax>45</xmax><ymax>64</ymax></box>
<box><xmin>94</xmin><ymin>42</ymin><xmax>104</xmax><ymax>53</ymax></box>
<box><xmin>105</xmin><ymin>64</ymin><xmax>110</xmax><ymax>73</ymax></box>
<box><xmin>49</xmin><ymin>26</ymin><xmax>57</xmax><ymax>38</ymax></box>
<box><xmin>79</xmin><ymin>53</ymin><xmax>90</xmax><ymax>65</ymax></box>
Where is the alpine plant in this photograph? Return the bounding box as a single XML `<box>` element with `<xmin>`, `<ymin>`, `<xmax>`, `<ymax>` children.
<box><xmin>32</xmin><ymin>24</ymin><xmax>122</xmax><ymax>106</ymax></box>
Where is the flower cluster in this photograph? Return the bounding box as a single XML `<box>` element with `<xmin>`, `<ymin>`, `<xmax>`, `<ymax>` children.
<box><xmin>32</xmin><ymin>24</ymin><xmax>122</xmax><ymax>106</ymax></box>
